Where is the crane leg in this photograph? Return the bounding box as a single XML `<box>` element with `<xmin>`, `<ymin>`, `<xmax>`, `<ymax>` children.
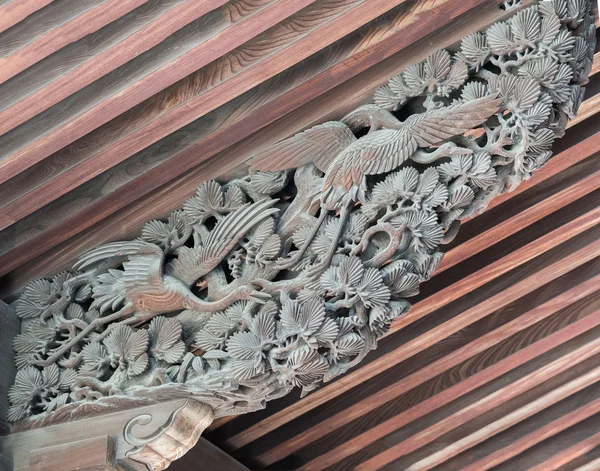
<box><xmin>305</xmin><ymin>202</ymin><xmax>352</xmax><ymax>280</ymax></box>
<box><xmin>274</xmin><ymin>209</ymin><xmax>329</xmax><ymax>271</ymax></box>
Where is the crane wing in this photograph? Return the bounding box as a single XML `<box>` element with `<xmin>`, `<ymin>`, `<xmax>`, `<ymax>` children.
<box><xmin>322</xmin><ymin>129</ymin><xmax>415</xmax><ymax>192</ymax></box>
<box><xmin>74</xmin><ymin>241</ymin><xmax>165</xmax><ymax>288</ymax></box>
<box><xmin>403</xmin><ymin>93</ymin><xmax>502</xmax><ymax>147</ymax></box>
<box><xmin>249</xmin><ymin>122</ymin><xmax>356</xmax><ymax>173</ymax></box>
<box><xmin>168</xmin><ymin>199</ymin><xmax>279</xmax><ymax>285</ymax></box>
<box><xmin>323</xmin><ymin>94</ymin><xmax>502</xmax><ymax>191</ymax></box>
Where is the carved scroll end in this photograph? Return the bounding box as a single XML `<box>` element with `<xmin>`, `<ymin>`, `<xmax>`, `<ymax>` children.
<box><xmin>124</xmin><ymin>400</ymin><xmax>214</xmax><ymax>471</ymax></box>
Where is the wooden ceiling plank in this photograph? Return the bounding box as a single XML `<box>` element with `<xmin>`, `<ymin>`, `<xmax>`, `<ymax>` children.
<box><xmin>0</xmin><ymin>0</ymin><xmax>401</xmax><ymax>186</ymax></box>
<box><xmin>0</xmin><ymin>0</ymin><xmax>147</xmax><ymax>84</ymax></box>
<box><xmin>0</xmin><ymin>0</ymin><xmax>231</xmax><ymax>122</ymax></box>
<box><xmin>0</xmin><ymin>0</ymin><xmax>458</xmax><ymax>227</ymax></box>
<box><xmin>0</xmin><ymin>0</ymin><xmax>53</xmax><ymax>35</ymax></box>
<box><xmin>223</xmin><ymin>237</ymin><xmax>600</xmax><ymax>450</ymax></box>
<box><xmin>356</xmin><ymin>339</ymin><xmax>600</xmax><ymax>471</ymax></box>
<box><xmin>0</xmin><ymin>1</ymin><xmax>548</xmax><ymax>281</ymax></box>
<box><xmin>389</xmin><ymin>188</ymin><xmax>600</xmax><ymax>334</ymax></box>
<box><xmin>257</xmin><ymin>275</ymin><xmax>600</xmax><ymax>468</ymax></box>
<box><xmin>430</xmin><ymin>166</ymin><xmax>600</xmax><ymax>280</ymax></box>
<box><xmin>527</xmin><ymin>430</ymin><xmax>600</xmax><ymax>471</ymax></box>
<box><xmin>460</xmin><ymin>399</ymin><xmax>600</xmax><ymax>471</ymax></box>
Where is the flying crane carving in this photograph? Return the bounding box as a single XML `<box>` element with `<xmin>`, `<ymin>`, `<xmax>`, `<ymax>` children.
<box><xmin>7</xmin><ymin>0</ymin><xmax>596</xmax><ymax>434</ymax></box>
<box><xmin>250</xmin><ymin>95</ymin><xmax>502</xmax><ymax>275</ymax></box>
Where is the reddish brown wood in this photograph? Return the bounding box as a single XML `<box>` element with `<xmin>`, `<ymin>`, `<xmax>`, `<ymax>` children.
<box><xmin>0</xmin><ymin>0</ymin><xmax>53</xmax><ymax>34</ymax></box>
<box><xmin>258</xmin><ymin>275</ymin><xmax>600</xmax><ymax>468</ymax></box>
<box><xmin>356</xmin><ymin>342</ymin><xmax>600</xmax><ymax>471</ymax></box>
<box><xmin>0</xmin><ymin>0</ymin><xmax>147</xmax><ymax>85</ymax></box>
<box><xmin>301</xmin><ymin>313</ymin><xmax>600</xmax><ymax>469</ymax></box>
<box><xmin>0</xmin><ymin>0</ymin><xmax>400</xmax><ymax>185</ymax></box>
<box><xmin>526</xmin><ymin>431</ymin><xmax>600</xmax><ymax>471</ymax></box>
<box><xmin>223</xmin><ymin>237</ymin><xmax>600</xmax><ymax>450</ymax></box>
<box><xmin>461</xmin><ymin>398</ymin><xmax>600</xmax><ymax>471</ymax></box>
<box><xmin>0</xmin><ymin>0</ymin><xmax>238</xmax><ymax>137</ymax></box>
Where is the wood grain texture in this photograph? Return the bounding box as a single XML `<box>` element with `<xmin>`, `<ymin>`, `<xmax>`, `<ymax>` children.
<box><xmin>0</xmin><ymin>0</ymin><xmax>53</xmax><ymax>35</ymax></box>
<box><xmin>0</xmin><ymin>0</ymin><xmax>400</xmax><ymax>185</ymax></box>
<box><xmin>0</xmin><ymin>0</ymin><xmax>147</xmax><ymax>84</ymax></box>
<box><xmin>0</xmin><ymin>3</ymin><xmax>597</xmax><ymax>470</ymax></box>
<box><xmin>29</xmin><ymin>436</ymin><xmax>117</xmax><ymax>471</ymax></box>
<box><xmin>0</xmin><ymin>0</ymin><xmax>537</xmax><ymax>282</ymax></box>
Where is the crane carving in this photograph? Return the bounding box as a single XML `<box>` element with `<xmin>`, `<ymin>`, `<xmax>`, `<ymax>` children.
<box><xmin>33</xmin><ymin>200</ymin><xmax>278</xmax><ymax>367</ymax></box>
<box><xmin>250</xmin><ymin>94</ymin><xmax>502</xmax><ymax>276</ymax></box>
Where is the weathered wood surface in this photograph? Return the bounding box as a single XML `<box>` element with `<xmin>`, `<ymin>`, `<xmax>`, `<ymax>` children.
<box><xmin>0</xmin><ymin>302</ymin><xmax>20</xmax><ymax>436</ymax></box>
<box><xmin>0</xmin><ymin>1</ymin><xmax>598</xmax><ymax>470</ymax></box>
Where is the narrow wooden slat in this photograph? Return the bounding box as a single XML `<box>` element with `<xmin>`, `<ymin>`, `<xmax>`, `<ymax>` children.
<box><xmin>431</xmin><ymin>166</ymin><xmax>600</xmax><ymax>279</ymax></box>
<box><xmin>388</xmin><ymin>203</ymin><xmax>600</xmax><ymax>335</ymax></box>
<box><xmin>0</xmin><ymin>0</ymin><xmax>53</xmax><ymax>34</ymax></box>
<box><xmin>0</xmin><ymin>0</ymin><xmax>147</xmax><ymax>84</ymax></box>
<box><xmin>0</xmin><ymin>0</ymin><xmax>402</xmax><ymax>185</ymax></box>
<box><xmin>264</xmin><ymin>276</ymin><xmax>600</xmax><ymax>469</ymax></box>
<box><xmin>0</xmin><ymin>0</ymin><xmax>514</xmax><ymax>279</ymax></box>
<box><xmin>573</xmin><ymin>456</ymin><xmax>600</xmax><ymax>471</ymax></box>
<box><xmin>223</xmin><ymin>238</ymin><xmax>600</xmax><ymax>450</ymax></box>
<box><xmin>0</xmin><ymin>0</ymin><xmax>235</xmax><ymax>137</ymax></box>
<box><xmin>461</xmin><ymin>399</ymin><xmax>600</xmax><ymax>471</ymax></box>
<box><xmin>356</xmin><ymin>345</ymin><xmax>600</xmax><ymax>471</ymax></box>
<box><xmin>527</xmin><ymin>431</ymin><xmax>600</xmax><ymax>471</ymax></box>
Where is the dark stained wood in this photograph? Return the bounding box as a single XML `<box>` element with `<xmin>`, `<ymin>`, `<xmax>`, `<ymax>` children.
<box><xmin>0</xmin><ymin>0</ymin><xmax>147</xmax><ymax>84</ymax></box>
<box><xmin>0</xmin><ymin>0</ymin><xmax>537</xmax><ymax>283</ymax></box>
<box><xmin>0</xmin><ymin>3</ymin><xmax>598</xmax><ymax>470</ymax></box>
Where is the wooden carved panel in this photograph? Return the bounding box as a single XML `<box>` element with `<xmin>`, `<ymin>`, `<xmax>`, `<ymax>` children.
<box><xmin>5</xmin><ymin>0</ymin><xmax>596</xmax><ymax>442</ymax></box>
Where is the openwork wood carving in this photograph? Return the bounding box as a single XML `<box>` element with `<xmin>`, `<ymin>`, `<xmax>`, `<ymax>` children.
<box><xmin>8</xmin><ymin>0</ymin><xmax>596</xmax><ymax>429</ymax></box>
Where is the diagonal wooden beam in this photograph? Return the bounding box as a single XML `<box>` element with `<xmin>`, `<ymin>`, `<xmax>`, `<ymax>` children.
<box><xmin>257</xmin><ymin>274</ymin><xmax>600</xmax><ymax>468</ymax></box>
<box><xmin>222</xmin><ymin>236</ymin><xmax>600</xmax><ymax>450</ymax></box>
<box><xmin>0</xmin><ymin>0</ymin><xmax>403</xmax><ymax>185</ymax></box>
<box><xmin>460</xmin><ymin>398</ymin><xmax>600</xmax><ymax>471</ymax></box>
<box><xmin>0</xmin><ymin>0</ymin><xmax>147</xmax><ymax>85</ymax></box>
<box><xmin>0</xmin><ymin>0</ymin><xmax>53</xmax><ymax>35</ymax></box>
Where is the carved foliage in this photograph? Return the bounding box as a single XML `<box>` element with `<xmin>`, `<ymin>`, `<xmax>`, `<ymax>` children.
<box><xmin>8</xmin><ymin>0</ymin><xmax>595</xmax><ymax>424</ymax></box>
